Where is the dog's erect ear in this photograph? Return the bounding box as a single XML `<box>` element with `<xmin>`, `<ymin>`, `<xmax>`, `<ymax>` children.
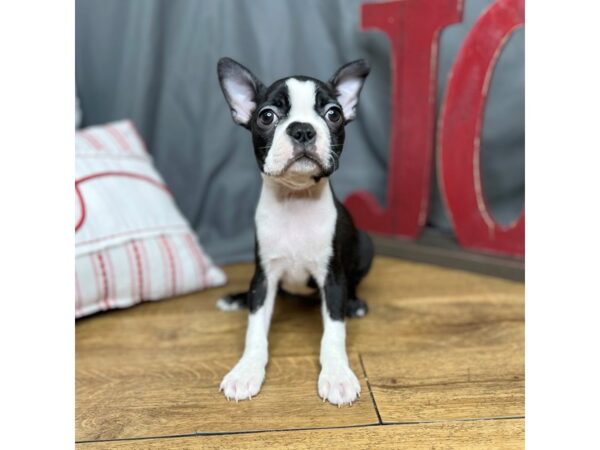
<box><xmin>217</xmin><ymin>57</ymin><xmax>264</xmax><ymax>128</ymax></box>
<box><xmin>329</xmin><ymin>60</ymin><xmax>370</xmax><ymax>122</ymax></box>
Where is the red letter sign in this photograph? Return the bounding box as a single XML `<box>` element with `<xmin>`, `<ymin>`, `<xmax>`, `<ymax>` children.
<box><xmin>438</xmin><ymin>0</ymin><xmax>524</xmax><ymax>257</ymax></box>
<box><xmin>345</xmin><ymin>0</ymin><xmax>463</xmax><ymax>237</ymax></box>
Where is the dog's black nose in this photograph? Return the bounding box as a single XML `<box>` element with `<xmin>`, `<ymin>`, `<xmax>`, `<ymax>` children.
<box><xmin>286</xmin><ymin>122</ymin><xmax>316</xmax><ymax>145</ymax></box>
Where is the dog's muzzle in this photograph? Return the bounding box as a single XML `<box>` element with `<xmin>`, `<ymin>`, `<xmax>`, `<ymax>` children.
<box><xmin>281</xmin><ymin>148</ymin><xmax>326</xmax><ymax>174</ymax></box>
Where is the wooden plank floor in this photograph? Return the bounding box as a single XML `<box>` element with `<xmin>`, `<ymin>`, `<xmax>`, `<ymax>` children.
<box><xmin>76</xmin><ymin>256</ymin><xmax>524</xmax><ymax>448</ymax></box>
<box><xmin>77</xmin><ymin>419</ymin><xmax>524</xmax><ymax>449</ymax></box>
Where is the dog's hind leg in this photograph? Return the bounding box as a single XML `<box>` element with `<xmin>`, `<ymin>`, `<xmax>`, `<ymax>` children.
<box><xmin>346</xmin><ymin>230</ymin><xmax>374</xmax><ymax>318</ymax></box>
<box><xmin>216</xmin><ymin>292</ymin><xmax>248</xmax><ymax>311</ymax></box>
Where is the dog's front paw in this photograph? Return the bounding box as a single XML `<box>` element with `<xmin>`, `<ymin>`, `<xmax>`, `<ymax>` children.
<box><xmin>318</xmin><ymin>364</ymin><xmax>361</xmax><ymax>406</ymax></box>
<box><xmin>220</xmin><ymin>360</ymin><xmax>265</xmax><ymax>402</ymax></box>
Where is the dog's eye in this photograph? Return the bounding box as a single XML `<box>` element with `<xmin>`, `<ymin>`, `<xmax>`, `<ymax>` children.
<box><xmin>326</xmin><ymin>107</ymin><xmax>342</xmax><ymax>123</ymax></box>
<box><xmin>258</xmin><ymin>109</ymin><xmax>278</xmax><ymax>127</ymax></box>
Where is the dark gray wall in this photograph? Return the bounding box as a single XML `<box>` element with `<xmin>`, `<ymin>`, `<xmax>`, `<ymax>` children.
<box><xmin>76</xmin><ymin>0</ymin><xmax>524</xmax><ymax>264</ymax></box>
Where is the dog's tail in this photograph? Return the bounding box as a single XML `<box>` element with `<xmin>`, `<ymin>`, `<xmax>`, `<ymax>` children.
<box><xmin>216</xmin><ymin>292</ymin><xmax>248</xmax><ymax>311</ymax></box>
<box><xmin>215</xmin><ymin>289</ymin><xmax>319</xmax><ymax>311</ymax></box>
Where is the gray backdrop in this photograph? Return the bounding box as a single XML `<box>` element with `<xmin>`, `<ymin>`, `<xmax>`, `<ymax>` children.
<box><xmin>76</xmin><ymin>0</ymin><xmax>524</xmax><ymax>264</ymax></box>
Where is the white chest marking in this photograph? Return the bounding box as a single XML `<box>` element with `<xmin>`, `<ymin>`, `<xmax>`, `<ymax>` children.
<box><xmin>255</xmin><ymin>177</ymin><xmax>336</xmax><ymax>291</ymax></box>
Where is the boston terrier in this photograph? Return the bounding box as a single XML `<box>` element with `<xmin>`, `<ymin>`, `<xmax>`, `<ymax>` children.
<box><xmin>216</xmin><ymin>57</ymin><xmax>373</xmax><ymax>406</ymax></box>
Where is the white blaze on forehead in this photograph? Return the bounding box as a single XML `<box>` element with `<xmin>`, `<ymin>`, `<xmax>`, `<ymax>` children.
<box><xmin>263</xmin><ymin>78</ymin><xmax>333</xmax><ymax>178</ymax></box>
<box><xmin>286</xmin><ymin>78</ymin><xmax>319</xmax><ymax>121</ymax></box>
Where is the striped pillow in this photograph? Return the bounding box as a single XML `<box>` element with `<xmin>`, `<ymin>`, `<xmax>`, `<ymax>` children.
<box><xmin>75</xmin><ymin>120</ymin><xmax>226</xmax><ymax>318</ymax></box>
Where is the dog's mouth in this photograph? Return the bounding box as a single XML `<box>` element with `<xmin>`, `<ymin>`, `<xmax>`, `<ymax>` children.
<box><xmin>280</xmin><ymin>151</ymin><xmax>326</xmax><ymax>175</ymax></box>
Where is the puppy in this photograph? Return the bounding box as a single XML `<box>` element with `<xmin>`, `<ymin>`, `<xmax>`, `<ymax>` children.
<box><xmin>216</xmin><ymin>57</ymin><xmax>373</xmax><ymax>406</ymax></box>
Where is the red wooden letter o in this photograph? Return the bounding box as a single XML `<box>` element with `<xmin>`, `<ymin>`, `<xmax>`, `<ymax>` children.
<box><xmin>438</xmin><ymin>0</ymin><xmax>524</xmax><ymax>257</ymax></box>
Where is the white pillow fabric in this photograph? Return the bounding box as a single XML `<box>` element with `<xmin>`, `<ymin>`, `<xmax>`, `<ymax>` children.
<box><xmin>75</xmin><ymin>120</ymin><xmax>226</xmax><ymax>318</ymax></box>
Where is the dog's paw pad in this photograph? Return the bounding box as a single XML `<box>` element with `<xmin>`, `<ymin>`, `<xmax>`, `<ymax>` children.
<box><xmin>318</xmin><ymin>365</ymin><xmax>361</xmax><ymax>406</ymax></box>
<box><xmin>346</xmin><ymin>298</ymin><xmax>368</xmax><ymax>318</ymax></box>
<box><xmin>220</xmin><ymin>363</ymin><xmax>265</xmax><ymax>402</ymax></box>
<box><xmin>354</xmin><ymin>307</ymin><xmax>366</xmax><ymax>317</ymax></box>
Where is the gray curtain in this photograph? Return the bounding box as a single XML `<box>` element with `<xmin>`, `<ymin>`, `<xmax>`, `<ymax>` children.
<box><xmin>76</xmin><ymin>0</ymin><xmax>524</xmax><ymax>264</ymax></box>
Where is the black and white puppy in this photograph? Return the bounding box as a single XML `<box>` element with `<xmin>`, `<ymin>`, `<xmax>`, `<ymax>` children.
<box><xmin>216</xmin><ymin>57</ymin><xmax>373</xmax><ymax>406</ymax></box>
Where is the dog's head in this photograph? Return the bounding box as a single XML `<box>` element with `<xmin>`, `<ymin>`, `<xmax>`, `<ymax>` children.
<box><xmin>217</xmin><ymin>58</ymin><xmax>369</xmax><ymax>189</ymax></box>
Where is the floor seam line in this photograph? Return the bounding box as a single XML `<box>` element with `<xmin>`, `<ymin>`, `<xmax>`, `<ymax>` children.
<box><xmin>358</xmin><ymin>352</ymin><xmax>383</xmax><ymax>425</ymax></box>
<box><xmin>75</xmin><ymin>416</ymin><xmax>526</xmax><ymax>444</ymax></box>
<box><xmin>75</xmin><ymin>422</ymin><xmax>383</xmax><ymax>444</ymax></box>
<box><xmin>379</xmin><ymin>415</ymin><xmax>525</xmax><ymax>426</ymax></box>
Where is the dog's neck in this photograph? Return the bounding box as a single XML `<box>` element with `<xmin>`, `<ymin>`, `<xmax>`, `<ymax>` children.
<box><xmin>261</xmin><ymin>175</ymin><xmax>330</xmax><ymax>202</ymax></box>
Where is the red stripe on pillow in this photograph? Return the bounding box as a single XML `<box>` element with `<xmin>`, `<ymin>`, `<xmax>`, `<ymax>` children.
<box><xmin>125</xmin><ymin>242</ymin><xmax>138</xmax><ymax>302</ymax></box>
<box><xmin>131</xmin><ymin>241</ymin><xmax>145</xmax><ymax>302</ymax></box>
<box><xmin>96</xmin><ymin>253</ymin><xmax>110</xmax><ymax>309</ymax></box>
<box><xmin>80</xmin><ymin>131</ymin><xmax>103</xmax><ymax>150</ymax></box>
<box><xmin>139</xmin><ymin>240</ymin><xmax>152</xmax><ymax>301</ymax></box>
<box><xmin>164</xmin><ymin>236</ymin><xmax>183</xmax><ymax>294</ymax></box>
<box><xmin>157</xmin><ymin>238</ymin><xmax>169</xmax><ymax>295</ymax></box>
<box><xmin>197</xmin><ymin>241</ymin><xmax>211</xmax><ymax>288</ymax></box>
<box><xmin>200</xmin><ymin>234</ymin><xmax>210</xmax><ymax>288</ymax></box>
<box><xmin>89</xmin><ymin>254</ymin><xmax>99</xmax><ymax>308</ymax></box>
<box><xmin>185</xmin><ymin>232</ymin><xmax>207</xmax><ymax>289</ymax></box>
<box><xmin>172</xmin><ymin>236</ymin><xmax>183</xmax><ymax>292</ymax></box>
<box><xmin>107</xmin><ymin>125</ymin><xmax>132</xmax><ymax>153</ymax></box>
<box><xmin>89</xmin><ymin>254</ymin><xmax>102</xmax><ymax>310</ymax></box>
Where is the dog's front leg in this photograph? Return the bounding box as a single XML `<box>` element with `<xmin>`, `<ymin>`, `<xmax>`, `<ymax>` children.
<box><xmin>220</xmin><ymin>269</ymin><xmax>277</xmax><ymax>402</ymax></box>
<box><xmin>318</xmin><ymin>273</ymin><xmax>361</xmax><ymax>406</ymax></box>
